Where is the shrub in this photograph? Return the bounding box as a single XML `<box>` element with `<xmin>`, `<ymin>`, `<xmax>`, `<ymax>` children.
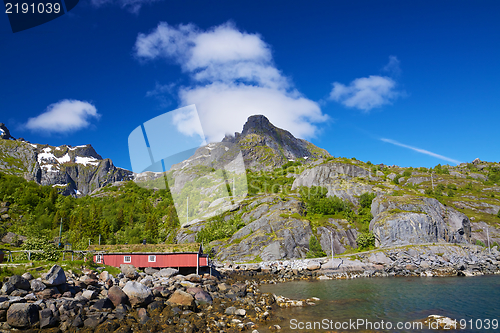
<box><xmin>402</xmin><ymin>170</ymin><xmax>412</xmax><ymax>177</ymax></box>
<box><xmin>306</xmin><ymin>236</ymin><xmax>326</xmax><ymax>258</ymax></box>
<box><xmin>301</xmin><ymin>186</ymin><xmax>351</xmax><ymax>216</ymax></box>
<box><xmin>281</xmin><ymin>160</ymin><xmax>301</xmax><ymax>170</ymax></box>
<box><xmin>497</xmin><ymin>209</ymin><xmax>500</xmax><ymax>219</ymax></box>
<box><xmin>21</xmin><ymin>236</ymin><xmax>59</xmax><ymax>261</ymax></box>
<box><xmin>359</xmin><ymin>192</ymin><xmax>376</xmax><ymax>209</ymax></box>
<box><xmin>476</xmin><ymin>240</ymin><xmax>486</xmax><ymax>247</ymax></box>
<box><xmin>392</xmin><ymin>175</ymin><xmax>402</xmax><ymax>185</ymax></box>
<box><xmin>447</xmin><ymin>189</ymin><xmax>455</xmax><ymax>197</ymax></box>
<box><xmin>433</xmin><ymin>164</ymin><xmax>449</xmax><ymax>174</ymax></box>
<box><xmin>356</xmin><ymin>232</ymin><xmax>375</xmax><ymax>250</ymax></box>
<box><xmin>488</xmin><ymin>167</ymin><xmax>500</xmax><ymax>184</ymax></box>
<box><xmin>195</xmin><ymin>215</ymin><xmax>245</xmax><ymax>244</ymax></box>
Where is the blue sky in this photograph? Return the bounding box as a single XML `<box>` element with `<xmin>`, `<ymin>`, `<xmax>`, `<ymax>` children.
<box><xmin>1</xmin><ymin>1</ymin><xmax>499</xmax><ymax>170</ymax></box>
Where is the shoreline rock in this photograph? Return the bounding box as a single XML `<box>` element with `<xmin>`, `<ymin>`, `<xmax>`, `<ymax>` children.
<box><xmin>0</xmin><ymin>264</ymin><xmax>288</xmax><ymax>332</ymax></box>
<box><xmin>218</xmin><ymin>244</ymin><xmax>500</xmax><ymax>283</ymax></box>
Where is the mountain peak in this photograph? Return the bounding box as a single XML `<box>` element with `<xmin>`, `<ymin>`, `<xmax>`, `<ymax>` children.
<box><xmin>234</xmin><ymin>114</ymin><xmax>331</xmax><ymax>169</ymax></box>
<box><xmin>0</xmin><ymin>123</ymin><xmax>14</xmax><ymax>140</ymax></box>
<box><xmin>242</xmin><ymin>115</ymin><xmax>274</xmax><ymax>135</ymax></box>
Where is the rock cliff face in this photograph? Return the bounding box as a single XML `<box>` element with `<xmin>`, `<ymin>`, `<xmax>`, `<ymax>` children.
<box><xmin>316</xmin><ymin>220</ymin><xmax>359</xmax><ymax>256</ymax></box>
<box><xmin>214</xmin><ymin>195</ymin><xmax>313</xmax><ymax>262</ymax></box>
<box><xmin>0</xmin><ymin>124</ymin><xmax>132</xmax><ymax>196</ymax></box>
<box><xmin>369</xmin><ymin>195</ymin><xmax>471</xmax><ymax>247</ymax></box>
<box><xmin>291</xmin><ymin>162</ymin><xmax>383</xmax><ymax>204</ymax></box>
<box><xmin>177</xmin><ymin>194</ymin><xmax>359</xmax><ymax>261</ymax></box>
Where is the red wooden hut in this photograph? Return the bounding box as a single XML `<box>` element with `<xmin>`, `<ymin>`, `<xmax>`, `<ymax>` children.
<box><xmin>93</xmin><ymin>249</ymin><xmax>209</xmax><ymax>273</ymax></box>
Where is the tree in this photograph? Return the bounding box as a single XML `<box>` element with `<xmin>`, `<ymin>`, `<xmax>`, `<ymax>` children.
<box><xmin>359</xmin><ymin>192</ymin><xmax>376</xmax><ymax>209</ymax></box>
<box><xmin>21</xmin><ymin>236</ymin><xmax>58</xmax><ymax>261</ymax></box>
<box><xmin>306</xmin><ymin>235</ymin><xmax>326</xmax><ymax>258</ymax></box>
<box><xmin>145</xmin><ymin>214</ymin><xmax>158</xmax><ymax>244</ymax></box>
<box><xmin>356</xmin><ymin>232</ymin><xmax>375</xmax><ymax>250</ymax></box>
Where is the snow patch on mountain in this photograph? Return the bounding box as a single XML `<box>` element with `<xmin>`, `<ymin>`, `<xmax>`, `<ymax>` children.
<box><xmin>75</xmin><ymin>156</ymin><xmax>99</xmax><ymax>166</ymax></box>
<box><xmin>68</xmin><ymin>145</ymin><xmax>88</xmax><ymax>151</ymax></box>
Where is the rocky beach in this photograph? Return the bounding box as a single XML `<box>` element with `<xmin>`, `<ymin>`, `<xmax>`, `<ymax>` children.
<box><xmin>0</xmin><ymin>243</ymin><xmax>498</xmax><ymax>332</ymax></box>
<box><xmin>0</xmin><ymin>262</ymin><xmax>302</xmax><ymax>333</ymax></box>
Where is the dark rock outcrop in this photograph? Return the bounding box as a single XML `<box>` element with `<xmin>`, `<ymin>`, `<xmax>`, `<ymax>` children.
<box><xmin>7</xmin><ymin>303</ymin><xmax>39</xmax><ymax>328</ymax></box>
<box><xmin>0</xmin><ymin>124</ymin><xmax>14</xmax><ymax>140</ymax></box>
<box><xmin>369</xmin><ymin>195</ymin><xmax>471</xmax><ymax>247</ymax></box>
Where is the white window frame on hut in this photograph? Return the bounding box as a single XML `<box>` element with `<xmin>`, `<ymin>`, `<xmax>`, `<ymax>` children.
<box><xmin>148</xmin><ymin>255</ymin><xmax>156</xmax><ymax>262</ymax></box>
<box><xmin>95</xmin><ymin>255</ymin><xmax>102</xmax><ymax>264</ymax></box>
<box><xmin>124</xmin><ymin>255</ymin><xmax>131</xmax><ymax>263</ymax></box>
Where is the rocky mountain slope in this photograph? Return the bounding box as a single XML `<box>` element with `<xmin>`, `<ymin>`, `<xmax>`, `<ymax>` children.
<box><xmin>135</xmin><ymin>115</ymin><xmax>331</xmax><ymax>226</ymax></box>
<box><xmin>168</xmin><ymin>116</ymin><xmax>500</xmax><ymax>261</ymax></box>
<box><xmin>0</xmin><ymin>124</ymin><xmax>132</xmax><ymax>196</ymax></box>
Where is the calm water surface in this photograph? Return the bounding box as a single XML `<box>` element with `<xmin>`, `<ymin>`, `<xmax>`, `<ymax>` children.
<box><xmin>258</xmin><ymin>275</ymin><xmax>500</xmax><ymax>332</ymax></box>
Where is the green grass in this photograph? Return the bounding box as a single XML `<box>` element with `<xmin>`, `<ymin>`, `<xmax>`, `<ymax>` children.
<box><xmin>0</xmin><ymin>258</ymin><xmax>121</xmax><ymax>280</ymax></box>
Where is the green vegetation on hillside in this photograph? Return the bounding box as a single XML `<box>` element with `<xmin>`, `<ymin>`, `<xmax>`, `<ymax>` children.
<box><xmin>300</xmin><ymin>186</ymin><xmax>350</xmax><ymax>215</ymax></box>
<box><xmin>246</xmin><ymin>166</ymin><xmax>299</xmax><ymax>195</ymax></box>
<box><xmin>0</xmin><ymin>172</ymin><xmax>180</xmax><ymax>249</ymax></box>
<box><xmin>195</xmin><ymin>214</ymin><xmax>245</xmax><ymax>245</ymax></box>
<box><xmin>306</xmin><ymin>235</ymin><xmax>326</xmax><ymax>258</ymax></box>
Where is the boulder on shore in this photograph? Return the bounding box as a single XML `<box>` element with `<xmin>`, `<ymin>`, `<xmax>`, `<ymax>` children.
<box><xmin>41</xmin><ymin>265</ymin><xmax>66</xmax><ymax>286</ymax></box>
<box><xmin>167</xmin><ymin>290</ymin><xmax>195</xmax><ymax>309</ymax></box>
<box><xmin>122</xmin><ymin>281</ymin><xmax>152</xmax><ymax>307</ymax></box>
<box><xmin>108</xmin><ymin>286</ymin><xmax>129</xmax><ymax>307</ymax></box>
<box><xmin>7</xmin><ymin>303</ymin><xmax>39</xmax><ymax>328</ymax></box>
<box><xmin>120</xmin><ymin>264</ymin><xmax>139</xmax><ymax>279</ymax></box>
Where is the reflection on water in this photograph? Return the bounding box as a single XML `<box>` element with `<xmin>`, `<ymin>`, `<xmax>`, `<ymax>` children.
<box><xmin>259</xmin><ymin>275</ymin><xmax>500</xmax><ymax>332</ymax></box>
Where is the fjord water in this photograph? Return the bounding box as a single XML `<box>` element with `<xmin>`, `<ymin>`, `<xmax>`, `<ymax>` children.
<box><xmin>259</xmin><ymin>275</ymin><xmax>500</xmax><ymax>332</ymax></box>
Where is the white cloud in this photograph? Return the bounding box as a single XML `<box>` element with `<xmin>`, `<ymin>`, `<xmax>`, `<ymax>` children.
<box><xmin>179</xmin><ymin>83</ymin><xmax>324</xmax><ymax>142</ymax></box>
<box><xmin>26</xmin><ymin>100</ymin><xmax>100</xmax><ymax>133</ymax></box>
<box><xmin>329</xmin><ymin>56</ymin><xmax>403</xmax><ymax>112</ymax></box>
<box><xmin>381</xmin><ymin>138</ymin><xmax>462</xmax><ymax>165</ymax></box>
<box><xmin>330</xmin><ymin>75</ymin><xmax>399</xmax><ymax>111</ymax></box>
<box><xmin>90</xmin><ymin>0</ymin><xmax>161</xmax><ymax>14</ymax></box>
<box><xmin>382</xmin><ymin>55</ymin><xmax>401</xmax><ymax>77</ymax></box>
<box><xmin>135</xmin><ymin>22</ymin><xmax>327</xmax><ymax>142</ymax></box>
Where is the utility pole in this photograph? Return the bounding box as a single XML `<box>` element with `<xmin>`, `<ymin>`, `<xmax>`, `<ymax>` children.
<box><xmin>58</xmin><ymin>218</ymin><xmax>63</xmax><ymax>248</ymax></box>
<box><xmin>186</xmin><ymin>197</ymin><xmax>189</xmax><ymax>225</ymax></box>
<box><xmin>99</xmin><ymin>234</ymin><xmax>101</xmax><ymax>246</ymax></box>
<box><xmin>233</xmin><ymin>177</ymin><xmax>235</xmax><ymax>197</ymax></box>
<box><xmin>431</xmin><ymin>172</ymin><xmax>434</xmax><ymax>190</ymax></box>
<box><xmin>330</xmin><ymin>230</ymin><xmax>334</xmax><ymax>260</ymax></box>
<box><xmin>487</xmin><ymin>227</ymin><xmax>491</xmax><ymax>254</ymax></box>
